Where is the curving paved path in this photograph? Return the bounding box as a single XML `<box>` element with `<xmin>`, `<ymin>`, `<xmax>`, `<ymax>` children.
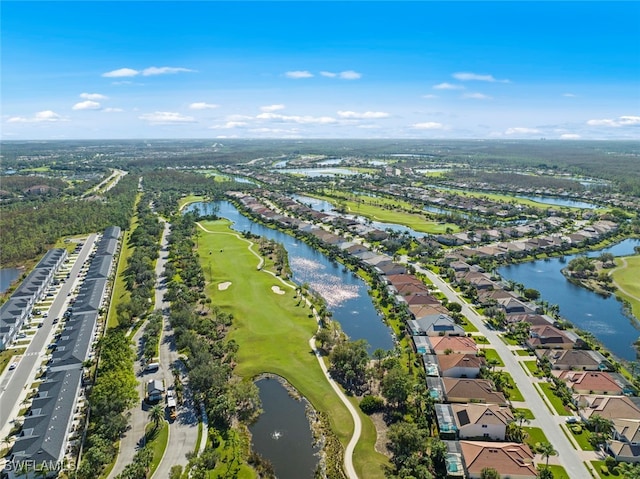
<box><xmin>196</xmin><ymin>221</ymin><xmax>361</xmax><ymax>479</ymax></box>
<box><xmin>611</xmin><ymin>257</ymin><xmax>640</xmax><ymax>303</ymax></box>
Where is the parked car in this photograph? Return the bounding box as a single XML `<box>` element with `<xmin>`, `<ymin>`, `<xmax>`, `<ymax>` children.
<box><xmin>9</xmin><ymin>361</ymin><xmax>18</xmax><ymax>371</ymax></box>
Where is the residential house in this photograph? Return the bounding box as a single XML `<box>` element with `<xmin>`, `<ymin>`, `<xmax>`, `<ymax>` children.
<box><xmin>438</xmin><ymin>354</ymin><xmax>486</xmax><ymax>378</ymax></box>
<box><xmin>525</xmin><ymin>324</ymin><xmax>581</xmax><ymax>350</ymax></box>
<box><xmin>406</xmin><ymin>313</ymin><xmax>465</xmax><ymax>337</ymax></box>
<box><xmin>556</xmin><ymin>371</ymin><xmax>623</xmax><ymax>395</ymax></box>
<box><xmin>536</xmin><ymin>349</ymin><xmax>610</xmax><ymax>371</ymax></box>
<box><xmin>452</xmin><ymin>403</ymin><xmax>514</xmax><ymax>440</ymax></box>
<box><xmin>459</xmin><ymin>441</ymin><xmax>537</xmax><ymax>479</ymax></box>
<box><xmin>575</xmin><ymin>394</ymin><xmax>640</xmax><ymax>422</ymax></box>
<box><xmin>429</xmin><ymin>336</ymin><xmax>478</xmax><ymax>355</ymax></box>
<box><xmin>442</xmin><ymin>378</ymin><xmax>508</xmax><ymax>405</ymax></box>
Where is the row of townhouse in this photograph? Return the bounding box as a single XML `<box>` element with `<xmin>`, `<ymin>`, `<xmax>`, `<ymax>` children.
<box><xmin>1</xmin><ymin>249</ymin><xmax>67</xmax><ymax>350</ymax></box>
<box><xmin>6</xmin><ymin>226</ymin><xmax>120</xmax><ymax>479</ymax></box>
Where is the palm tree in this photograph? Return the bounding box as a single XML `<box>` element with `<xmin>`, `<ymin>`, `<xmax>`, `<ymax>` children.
<box><xmin>149</xmin><ymin>404</ymin><xmax>165</xmax><ymax>432</ymax></box>
<box><xmin>512</xmin><ymin>409</ymin><xmax>530</xmax><ymax>428</ymax></box>
<box><xmin>538</xmin><ymin>441</ymin><xmax>558</xmax><ymax>467</ymax></box>
<box><xmin>589</xmin><ymin>414</ymin><xmax>614</xmax><ymax>435</ymax></box>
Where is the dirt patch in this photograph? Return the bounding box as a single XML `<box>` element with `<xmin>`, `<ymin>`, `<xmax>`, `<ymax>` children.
<box><xmin>218</xmin><ymin>281</ymin><xmax>232</xmax><ymax>291</ymax></box>
<box><xmin>271</xmin><ymin>285</ymin><xmax>285</xmax><ymax>295</ymax></box>
<box><xmin>370</xmin><ymin>412</ymin><xmax>392</xmax><ymax>457</ymax></box>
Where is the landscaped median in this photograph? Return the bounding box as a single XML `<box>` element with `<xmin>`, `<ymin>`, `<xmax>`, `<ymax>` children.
<box><xmin>196</xmin><ymin>218</ymin><xmax>389</xmax><ymax>478</ymax></box>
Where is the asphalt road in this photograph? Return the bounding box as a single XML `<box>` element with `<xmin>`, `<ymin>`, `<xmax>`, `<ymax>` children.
<box><xmin>408</xmin><ymin>259</ymin><xmax>592</xmax><ymax>478</ymax></box>
<box><xmin>152</xmin><ymin>220</ymin><xmax>200</xmax><ymax>479</ymax></box>
<box><xmin>0</xmin><ymin>234</ymin><xmax>97</xmax><ymax>433</ymax></box>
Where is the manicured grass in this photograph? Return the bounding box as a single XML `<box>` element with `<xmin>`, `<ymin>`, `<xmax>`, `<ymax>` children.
<box><xmin>523</xmin><ymin>360</ymin><xmax>540</xmax><ymax>375</ymax></box>
<box><xmin>145</xmin><ymin>421</ymin><xmax>169</xmax><ymax>478</ymax></box>
<box><xmin>107</xmin><ymin>194</ymin><xmax>140</xmax><ymax>329</ymax></box>
<box><xmin>178</xmin><ymin>194</ymin><xmax>206</xmax><ymax>211</ymax></box>
<box><xmin>545</xmin><ymin>464</ymin><xmax>571</xmax><ymax>479</ymax></box>
<box><xmin>570</xmin><ymin>425</ymin><xmax>595</xmax><ymax>451</ymax></box>
<box><xmin>524</xmin><ymin>426</ymin><xmax>550</xmax><ymax>447</ymax></box>
<box><xmin>208</xmin><ymin>429</ymin><xmax>255</xmax><ymax>479</ymax></box>
<box><xmin>513</xmin><ymin>407</ymin><xmax>535</xmax><ymax>420</ymax></box>
<box><xmin>482</xmin><ymin>348</ymin><xmax>505</xmax><ymax>367</ymax></box>
<box><xmin>349</xmin><ymin>397</ymin><xmax>388</xmax><ymax>479</ymax></box>
<box><xmin>501</xmin><ymin>334</ymin><xmax>520</xmax><ymax>346</ymax></box>
<box><xmin>591</xmin><ymin>460</ymin><xmax>621</xmax><ymax>478</ymax></box>
<box><xmin>196</xmin><ymin>220</ymin><xmax>387</xmax><ymax>470</ymax></box>
<box><xmin>515</xmin><ymin>349</ymin><xmax>533</xmax><ymax>356</ymax></box>
<box><xmin>501</xmin><ymin>372</ymin><xmax>524</xmax><ymax>402</ymax></box>
<box><xmin>311</xmin><ymin>191</ymin><xmax>459</xmax><ymax>234</ymax></box>
<box><xmin>0</xmin><ymin>347</ymin><xmax>25</xmax><ymax>374</ymax></box>
<box><xmin>612</xmin><ymin>255</ymin><xmax>640</xmax><ymax>320</ymax></box>
<box><xmin>538</xmin><ymin>382</ymin><xmax>572</xmax><ymax>415</ymax></box>
<box><xmin>461</xmin><ymin>321</ymin><xmax>479</xmax><ymax>332</ymax></box>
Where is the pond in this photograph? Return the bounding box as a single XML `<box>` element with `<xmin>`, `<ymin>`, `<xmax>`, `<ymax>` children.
<box><xmin>249</xmin><ymin>377</ymin><xmax>319</xmax><ymax>479</ymax></box>
<box><xmin>275</xmin><ymin>168</ymin><xmax>358</xmax><ymax>177</ymax></box>
<box><xmin>0</xmin><ymin>268</ymin><xmax>21</xmax><ymax>294</ymax></box>
<box><xmin>515</xmin><ymin>195</ymin><xmax>599</xmax><ymax>210</ymax></box>
<box><xmin>186</xmin><ymin>201</ymin><xmax>395</xmax><ymax>353</ymax></box>
<box><xmin>498</xmin><ymin>238</ymin><xmax>640</xmax><ymax>361</ymax></box>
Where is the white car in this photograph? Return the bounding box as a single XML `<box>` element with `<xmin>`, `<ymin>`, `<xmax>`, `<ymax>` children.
<box><xmin>8</xmin><ymin>362</ymin><xmax>18</xmax><ymax>371</ymax></box>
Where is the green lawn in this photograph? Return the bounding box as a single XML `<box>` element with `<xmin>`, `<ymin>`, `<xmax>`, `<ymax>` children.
<box><xmin>208</xmin><ymin>429</ymin><xmax>254</xmax><ymax>479</ymax></box>
<box><xmin>146</xmin><ymin>421</ymin><xmax>169</xmax><ymax>478</ymax></box>
<box><xmin>538</xmin><ymin>383</ymin><xmax>572</xmax><ymax>415</ymax></box>
<box><xmin>197</xmin><ymin>220</ymin><xmax>388</xmax><ymax>477</ymax></box>
<box><xmin>501</xmin><ymin>372</ymin><xmax>524</xmax><ymax>402</ymax></box>
<box><xmin>612</xmin><ymin>255</ymin><xmax>640</xmax><ymax>320</ymax></box>
<box><xmin>513</xmin><ymin>407</ymin><xmax>535</xmax><ymax>420</ymax></box>
<box><xmin>523</xmin><ymin>360</ymin><xmax>540</xmax><ymax>375</ymax></box>
<box><xmin>515</xmin><ymin>349</ymin><xmax>533</xmax><ymax>356</ymax></box>
<box><xmin>310</xmin><ymin>191</ymin><xmax>460</xmax><ymax>234</ymax></box>
<box><xmin>591</xmin><ymin>460</ymin><xmax>621</xmax><ymax>478</ymax></box>
<box><xmin>569</xmin><ymin>425</ymin><xmax>595</xmax><ymax>451</ymax></box>
<box><xmin>461</xmin><ymin>321</ymin><xmax>479</xmax><ymax>332</ymax></box>
<box><xmin>524</xmin><ymin>426</ymin><xmax>550</xmax><ymax>447</ymax></box>
<box><xmin>482</xmin><ymin>348</ymin><xmax>505</xmax><ymax>367</ymax></box>
<box><xmin>0</xmin><ymin>348</ymin><xmax>26</xmax><ymax>374</ymax></box>
<box><xmin>178</xmin><ymin>194</ymin><xmax>206</xmax><ymax>211</ymax></box>
<box><xmin>545</xmin><ymin>464</ymin><xmax>571</xmax><ymax>479</ymax></box>
<box><xmin>107</xmin><ymin>193</ymin><xmax>140</xmax><ymax>329</ymax></box>
<box><xmin>501</xmin><ymin>335</ymin><xmax>520</xmax><ymax>346</ymax></box>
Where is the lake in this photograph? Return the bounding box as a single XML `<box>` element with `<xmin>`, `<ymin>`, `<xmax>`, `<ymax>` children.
<box><xmin>498</xmin><ymin>238</ymin><xmax>640</xmax><ymax>361</ymax></box>
<box><xmin>0</xmin><ymin>268</ymin><xmax>21</xmax><ymax>293</ymax></box>
<box><xmin>249</xmin><ymin>377</ymin><xmax>319</xmax><ymax>479</ymax></box>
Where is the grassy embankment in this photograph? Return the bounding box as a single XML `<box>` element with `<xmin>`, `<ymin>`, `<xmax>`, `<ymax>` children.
<box><xmin>196</xmin><ymin>219</ymin><xmax>388</xmax><ymax>478</ymax></box>
<box><xmin>106</xmin><ymin>193</ymin><xmax>141</xmax><ymax>329</ymax></box>
<box><xmin>310</xmin><ymin>190</ymin><xmax>460</xmax><ymax>234</ymax></box>
<box><xmin>177</xmin><ymin>194</ymin><xmax>206</xmax><ymax>211</ymax></box>
<box><xmin>612</xmin><ymin>255</ymin><xmax>640</xmax><ymax>320</ymax></box>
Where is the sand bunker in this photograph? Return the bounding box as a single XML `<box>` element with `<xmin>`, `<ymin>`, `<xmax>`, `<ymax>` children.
<box><xmin>271</xmin><ymin>285</ymin><xmax>286</xmax><ymax>295</ymax></box>
<box><xmin>218</xmin><ymin>282</ymin><xmax>232</xmax><ymax>291</ymax></box>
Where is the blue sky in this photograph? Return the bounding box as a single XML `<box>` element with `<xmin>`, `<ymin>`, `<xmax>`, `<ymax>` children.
<box><xmin>2</xmin><ymin>1</ymin><xmax>639</xmax><ymax>140</ymax></box>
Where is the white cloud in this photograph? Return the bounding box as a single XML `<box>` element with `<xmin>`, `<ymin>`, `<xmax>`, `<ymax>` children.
<box><xmin>422</xmin><ymin>94</ymin><xmax>439</xmax><ymax>99</ymax></box>
<box><xmin>80</xmin><ymin>93</ymin><xmax>107</xmax><ymax>100</ymax></box>
<box><xmin>285</xmin><ymin>70</ymin><xmax>314</xmax><ymax>79</ymax></box>
<box><xmin>7</xmin><ymin>110</ymin><xmax>67</xmax><ymax>123</ymax></box>
<box><xmin>139</xmin><ymin>111</ymin><xmax>196</xmax><ymax>124</ymax></box>
<box><xmin>320</xmin><ymin>70</ymin><xmax>362</xmax><ymax>80</ymax></box>
<box><xmin>102</xmin><ymin>68</ymin><xmax>139</xmax><ymax>78</ymax></box>
<box><xmin>462</xmin><ymin>92</ymin><xmax>491</xmax><ymax>100</ymax></box>
<box><xmin>213</xmin><ymin>121</ymin><xmax>249</xmax><ymax>129</ymax></box>
<box><xmin>256</xmin><ymin>112</ymin><xmax>337</xmax><ymax>124</ymax></box>
<box><xmin>412</xmin><ymin>122</ymin><xmax>444</xmax><ymax>130</ymax></box>
<box><xmin>337</xmin><ymin>110</ymin><xmax>389</xmax><ymax>119</ymax></box>
<box><xmin>433</xmin><ymin>82</ymin><xmax>464</xmax><ymax>90</ymax></box>
<box><xmin>505</xmin><ymin>127</ymin><xmax>541</xmax><ymax>135</ymax></box>
<box><xmin>142</xmin><ymin>66</ymin><xmax>196</xmax><ymax>76</ymax></box>
<box><xmin>587</xmin><ymin>115</ymin><xmax>640</xmax><ymax>127</ymax></box>
<box><xmin>453</xmin><ymin>72</ymin><xmax>510</xmax><ymax>83</ymax></box>
<box><xmin>560</xmin><ymin>133</ymin><xmax>581</xmax><ymax>139</ymax></box>
<box><xmin>103</xmin><ymin>108</ymin><xmax>124</xmax><ymax>113</ymax></box>
<box><xmin>260</xmin><ymin>104</ymin><xmax>285</xmax><ymax>112</ymax></box>
<box><xmin>73</xmin><ymin>100</ymin><xmax>101</xmax><ymax>110</ymax></box>
<box><xmin>563</xmin><ymin>93</ymin><xmax>577</xmax><ymax>97</ymax></box>
<box><xmin>189</xmin><ymin>102</ymin><xmax>220</xmax><ymax>110</ymax></box>
<box><xmin>338</xmin><ymin>70</ymin><xmax>361</xmax><ymax>80</ymax></box>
